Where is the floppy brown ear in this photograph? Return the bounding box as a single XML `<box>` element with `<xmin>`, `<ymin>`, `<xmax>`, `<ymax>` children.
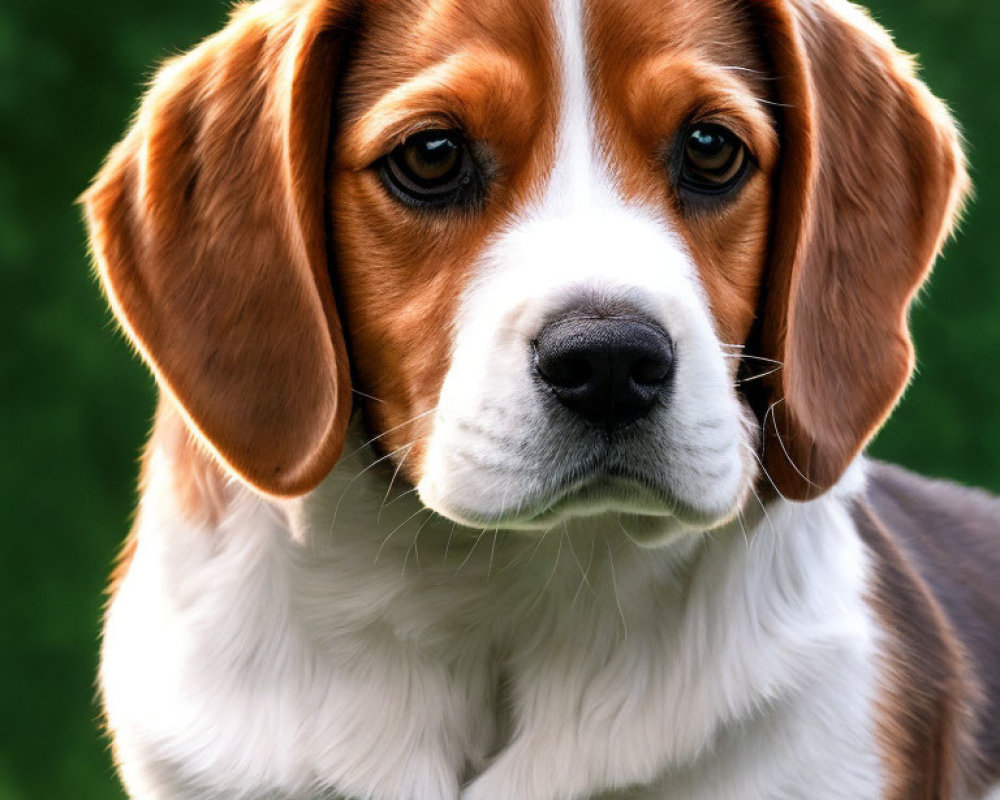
<box><xmin>747</xmin><ymin>0</ymin><xmax>969</xmax><ymax>500</ymax></box>
<box><xmin>83</xmin><ymin>0</ymin><xmax>355</xmax><ymax>497</ymax></box>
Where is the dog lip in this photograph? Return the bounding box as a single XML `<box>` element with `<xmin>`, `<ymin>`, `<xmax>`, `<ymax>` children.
<box><xmin>435</xmin><ymin>463</ymin><xmax>681</xmax><ymax>529</ymax></box>
<box><xmin>540</xmin><ymin>472</ymin><xmax>677</xmax><ymax>515</ymax></box>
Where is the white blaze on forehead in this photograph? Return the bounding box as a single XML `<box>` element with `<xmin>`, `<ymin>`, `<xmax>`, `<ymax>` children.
<box><xmin>535</xmin><ymin>0</ymin><xmax>702</xmax><ymax>303</ymax></box>
<box><xmin>547</xmin><ymin>0</ymin><xmax>615</xmax><ymax>211</ymax></box>
<box><xmin>416</xmin><ymin>0</ymin><xmax>751</xmax><ymax>530</ymax></box>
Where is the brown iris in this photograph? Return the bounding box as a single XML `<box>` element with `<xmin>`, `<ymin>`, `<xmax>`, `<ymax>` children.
<box><xmin>381</xmin><ymin>129</ymin><xmax>477</xmax><ymax>207</ymax></box>
<box><xmin>401</xmin><ymin>132</ymin><xmax>459</xmax><ymax>181</ymax></box>
<box><xmin>680</xmin><ymin>124</ymin><xmax>749</xmax><ymax>194</ymax></box>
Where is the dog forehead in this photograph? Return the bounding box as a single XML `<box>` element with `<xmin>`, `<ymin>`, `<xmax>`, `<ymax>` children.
<box><xmin>350</xmin><ymin>0</ymin><xmax>764</xmax><ymax>102</ymax></box>
<box><xmin>356</xmin><ymin>0</ymin><xmax>557</xmax><ymax>73</ymax></box>
<box><xmin>586</xmin><ymin>0</ymin><xmax>763</xmax><ymax>56</ymax></box>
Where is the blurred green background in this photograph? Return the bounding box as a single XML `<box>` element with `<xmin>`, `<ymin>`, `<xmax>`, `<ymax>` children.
<box><xmin>0</xmin><ymin>0</ymin><xmax>997</xmax><ymax>797</ymax></box>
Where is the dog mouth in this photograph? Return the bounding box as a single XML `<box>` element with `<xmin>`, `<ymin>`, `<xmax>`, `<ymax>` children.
<box><xmin>430</xmin><ymin>459</ymin><xmax>738</xmax><ymax>532</ymax></box>
<box><xmin>416</xmin><ymin>393</ymin><xmax>753</xmax><ymax>535</ymax></box>
<box><xmin>520</xmin><ymin>471</ymin><xmax>679</xmax><ymax>525</ymax></box>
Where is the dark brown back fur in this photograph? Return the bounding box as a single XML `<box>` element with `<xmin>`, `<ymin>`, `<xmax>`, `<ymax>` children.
<box><xmin>856</xmin><ymin>461</ymin><xmax>1000</xmax><ymax>797</ymax></box>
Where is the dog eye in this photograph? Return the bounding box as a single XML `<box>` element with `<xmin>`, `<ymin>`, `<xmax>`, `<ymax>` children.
<box><xmin>380</xmin><ymin>129</ymin><xmax>480</xmax><ymax>208</ymax></box>
<box><xmin>679</xmin><ymin>124</ymin><xmax>749</xmax><ymax>196</ymax></box>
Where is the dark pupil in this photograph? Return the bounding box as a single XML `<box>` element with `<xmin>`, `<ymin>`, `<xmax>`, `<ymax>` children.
<box><xmin>421</xmin><ymin>137</ymin><xmax>455</xmax><ymax>164</ymax></box>
<box><xmin>689</xmin><ymin>128</ymin><xmax>725</xmax><ymax>156</ymax></box>
<box><xmin>684</xmin><ymin>126</ymin><xmax>744</xmax><ymax>183</ymax></box>
<box><xmin>405</xmin><ymin>134</ymin><xmax>460</xmax><ymax>183</ymax></box>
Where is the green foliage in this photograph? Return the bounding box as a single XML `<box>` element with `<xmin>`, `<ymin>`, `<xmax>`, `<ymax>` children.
<box><xmin>864</xmin><ymin>0</ymin><xmax>1000</xmax><ymax>488</ymax></box>
<box><xmin>0</xmin><ymin>1</ymin><xmax>996</xmax><ymax>797</ymax></box>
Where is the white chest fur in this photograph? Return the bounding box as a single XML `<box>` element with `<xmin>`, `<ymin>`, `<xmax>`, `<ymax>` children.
<box><xmin>102</xmin><ymin>440</ymin><xmax>884</xmax><ymax>800</ymax></box>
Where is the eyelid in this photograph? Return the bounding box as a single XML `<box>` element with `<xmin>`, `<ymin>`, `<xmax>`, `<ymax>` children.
<box><xmin>377</xmin><ymin>131</ymin><xmax>487</xmax><ymax>211</ymax></box>
<box><xmin>343</xmin><ymin>114</ymin><xmax>466</xmax><ymax>171</ymax></box>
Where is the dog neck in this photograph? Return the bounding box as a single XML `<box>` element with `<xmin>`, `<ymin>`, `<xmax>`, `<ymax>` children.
<box><xmin>103</xmin><ymin>404</ymin><xmax>883</xmax><ymax>799</ymax></box>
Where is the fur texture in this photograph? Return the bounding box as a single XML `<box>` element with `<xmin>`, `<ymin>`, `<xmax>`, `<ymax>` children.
<box><xmin>84</xmin><ymin>0</ymin><xmax>993</xmax><ymax>798</ymax></box>
<box><xmin>104</xmin><ymin>417</ymin><xmax>883</xmax><ymax>800</ymax></box>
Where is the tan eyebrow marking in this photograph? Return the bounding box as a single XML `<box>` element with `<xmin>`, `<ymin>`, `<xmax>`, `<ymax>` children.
<box><xmin>342</xmin><ymin>48</ymin><xmax>534</xmax><ymax>168</ymax></box>
<box><xmin>624</xmin><ymin>54</ymin><xmax>779</xmax><ymax>169</ymax></box>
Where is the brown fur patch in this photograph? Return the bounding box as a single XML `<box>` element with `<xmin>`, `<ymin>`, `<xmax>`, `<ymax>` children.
<box><xmin>329</xmin><ymin>0</ymin><xmax>560</xmax><ymax>474</ymax></box>
<box><xmin>83</xmin><ymin>0</ymin><xmax>356</xmax><ymax>497</ymax></box>
<box><xmin>858</xmin><ymin>462</ymin><xmax>1000</xmax><ymax>798</ymax></box>
<box><xmin>588</xmin><ymin>0</ymin><xmax>778</xmax><ymax>348</ymax></box>
<box><xmin>742</xmin><ymin>0</ymin><xmax>969</xmax><ymax>499</ymax></box>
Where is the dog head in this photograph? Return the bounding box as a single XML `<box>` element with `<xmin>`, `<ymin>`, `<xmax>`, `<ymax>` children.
<box><xmin>85</xmin><ymin>0</ymin><xmax>967</xmax><ymax>536</ymax></box>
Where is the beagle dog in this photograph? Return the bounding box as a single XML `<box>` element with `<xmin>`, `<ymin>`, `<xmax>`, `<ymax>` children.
<box><xmin>84</xmin><ymin>0</ymin><xmax>1000</xmax><ymax>798</ymax></box>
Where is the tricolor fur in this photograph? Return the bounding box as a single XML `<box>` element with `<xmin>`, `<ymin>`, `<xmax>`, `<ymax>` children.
<box><xmin>84</xmin><ymin>0</ymin><xmax>1000</xmax><ymax>798</ymax></box>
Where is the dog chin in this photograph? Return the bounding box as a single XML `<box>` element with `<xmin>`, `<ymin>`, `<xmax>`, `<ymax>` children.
<box><xmin>418</xmin><ymin>469</ymin><xmax>747</xmax><ymax>540</ymax></box>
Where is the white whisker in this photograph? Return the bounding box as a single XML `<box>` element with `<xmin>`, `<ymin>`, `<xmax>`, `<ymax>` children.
<box><xmin>526</xmin><ymin>524</ymin><xmax>557</xmax><ymax>568</ymax></box>
<box><xmin>527</xmin><ymin>529</ymin><xmax>565</xmax><ymax>615</ymax></box>
<box><xmin>722</xmin><ymin>353</ymin><xmax>784</xmax><ymax>366</ymax></box>
<box><xmin>443</xmin><ymin>521</ymin><xmax>457</xmax><ymax>565</ymax></box>
<box><xmin>376</xmin><ymin>506</ymin><xmax>430</xmax><ymax>565</ymax></box>
<box><xmin>737</xmin><ymin>365</ymin><xmax>783</xmax><ymax>385</ymax></box>
<box><xmin>352</xmin><ymin>389</ymin><xmax>386</xmax><ymax>405</ymax></box>
<box><xmin>615</xmin><ymin>518</ymin><xmax>643</xmax><ymax>548</ymax></box>
<box><xmin>332</xmin><ymin>441</ymin><xmax>412</xmax><ymax>534</ymax></box>
<box><xmin>408</xmin><ymin>510</ymin><xmax>435</xmax><ymax>574</ymax></box>
<box><xmin>717</xmin><ymin>65</ymin><xmax>775</xmax><ymax>80</ymax></box>
<box><xmin>341</xmin><ymin>407</ymin><xmax>438</xmax><ymax>463</ymax></box>
<box><xmin>488</xmin><ymin>528</ymin><xmax>499</xmax><ymax>580</ymax></box>
<box><xmin>764</xmin><ymin>398</ymin><xmax>819</xmax><ymax>491</ymax></box>
<box><xmin>571</xmin><ymin>530</ymin><xmax>597</xmax><ymax>606</ymax></box>
<box><xmin>742</xmin><ymin>440</ymin><xmax>788</xmax><ymax>503</ymax></box>
<box><xmin>382</xmin><ymin>486</ymin><xmax>420</xmax><ymax>509</ymax></box>
<box><xmin>455</xmin><ymin>527</ymin><xmax>489</xmax><ymax>576</ymax></box>
<box><xmin>378</xmin><ymin>444</ymin><xmax>415</xmax><ymax>525</ymax></box>
<box><xmin>605</xmin><ymin>536</ymin><xmax>628</xmax><ymax>644</ymax></box>
<box><xmin>736</xmin><ymin>509</ymin><xmax>751</xmax><ymax>549</ymax></box>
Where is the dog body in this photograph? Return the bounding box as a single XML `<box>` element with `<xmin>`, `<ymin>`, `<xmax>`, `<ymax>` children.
<box><xmin>86</xmin><ymin>0</ymin><xmax>1000</xmax><ymax>797</ymax></box>
<box><xmin>104</xmin><ymin>416</ymin><xmax>886</xmax><ymax>800</ymax></box>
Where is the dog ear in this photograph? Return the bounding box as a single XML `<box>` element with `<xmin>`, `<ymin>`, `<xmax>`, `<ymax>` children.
<box><xmin>84</xmin><ymin>1</ymin><xmax>356</xmax><ymax>497</ymax></box>
<box><xmin>747</xmin><ymin>0</ymin><xmax>969</xmax><ymax>500</ymax></box>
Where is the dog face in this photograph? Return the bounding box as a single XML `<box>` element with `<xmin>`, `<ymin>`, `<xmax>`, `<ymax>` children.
<box><xmin>85</xmin><ymin>0</ymin><xmax>966</xmax><ymax>534</ymax></box>
<box><xmin>332</xmin><ymin>0</ymin><xmax>778</xmax><ymax>533</ymax></box>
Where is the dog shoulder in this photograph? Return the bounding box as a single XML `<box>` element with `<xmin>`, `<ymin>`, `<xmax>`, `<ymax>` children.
<box><xmin>854</xmin><ymin>461</ymin><xmax>1000</xmax><ymax>797</ymax></box>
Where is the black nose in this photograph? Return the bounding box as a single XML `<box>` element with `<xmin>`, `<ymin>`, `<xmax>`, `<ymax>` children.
<box><xmin>533</xmin><ymin>315</ymin><xmax>674</xmax><ymax>429</ymax></box>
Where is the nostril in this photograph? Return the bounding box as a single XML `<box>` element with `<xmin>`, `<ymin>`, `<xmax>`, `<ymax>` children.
<box><xmin>533</xmin><ymin>338</ymin><xmax>593</xmax><ymax>389</ymax></box>
<box><xmin>631</xmin><ymin>356</ymin><xmax>671</xmax><ymax>386</ymax></box>
<box><xmin>545</xmin><ymin>357</ymin><xmax>591</xmax><ymax>389</ymax></box>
